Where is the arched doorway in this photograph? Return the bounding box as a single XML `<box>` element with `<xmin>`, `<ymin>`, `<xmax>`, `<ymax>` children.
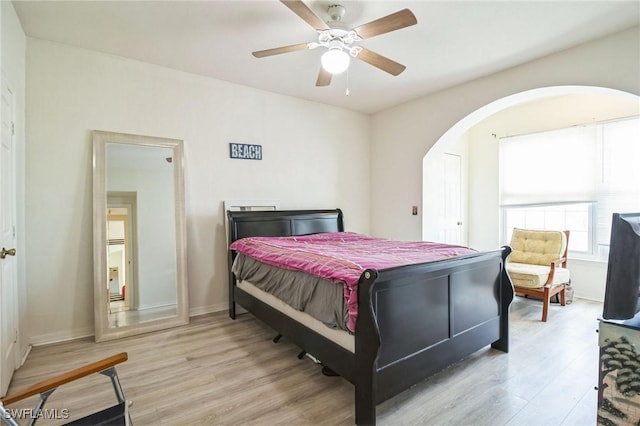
<box><xmin>422</xmin><ymin>85</ymin><xmax>639</xmax><ymax>300</ymax></box>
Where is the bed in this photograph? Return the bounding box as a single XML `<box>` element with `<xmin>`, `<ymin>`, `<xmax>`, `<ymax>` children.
<box><xmin>227</xmin><ymin>209</ymin><xmax>514</xmax><ymax>425</ymax></box>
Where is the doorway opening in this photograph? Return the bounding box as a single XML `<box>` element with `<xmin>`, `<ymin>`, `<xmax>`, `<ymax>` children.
<box><xmin>107</xmin><ymin>192</ymin><xmax>137</xmax><ymax>315</ymax></box>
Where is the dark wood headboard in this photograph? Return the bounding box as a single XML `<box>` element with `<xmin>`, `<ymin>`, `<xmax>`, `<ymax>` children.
<box><xmin>226</xmin><ymin>209</ymin><xmax>344</xmax><ymax>245</ymax></box>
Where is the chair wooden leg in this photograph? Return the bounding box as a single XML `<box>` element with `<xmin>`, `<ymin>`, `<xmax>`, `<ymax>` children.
<box><xmin>542</xmin><ymin>286</ymin><xmax>550</xmax><ymax>322</ymax></box>
<box><xmin>560</xmin><ymin>284</ymin><xmax>566</xmax><ymax>306</ymax></box>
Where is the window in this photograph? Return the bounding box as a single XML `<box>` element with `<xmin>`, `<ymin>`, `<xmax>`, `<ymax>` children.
<box><xmin>500</xmin><ymin>116</ymin><xmax>640</xmax><ymax>259</ymax></box>
<box><xmin>503</xmin><ymin>203</ymin><xmax>591</xmax><ymax>253</ymax></box>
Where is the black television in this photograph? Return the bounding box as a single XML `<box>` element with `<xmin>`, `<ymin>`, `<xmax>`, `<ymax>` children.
<box><xmin>602</xmin><ymin>212</ymin><xmax>640</xmax><ymax>321</ymax></box>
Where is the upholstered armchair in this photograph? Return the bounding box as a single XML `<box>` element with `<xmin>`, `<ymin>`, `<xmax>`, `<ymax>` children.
<box><xmin>506</xmin><ymin>228</ymin><xmax>570</xmax><ymax>322</ymax></box>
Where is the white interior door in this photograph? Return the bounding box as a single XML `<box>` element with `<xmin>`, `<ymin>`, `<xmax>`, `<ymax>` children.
<box><xmin>0</xmin><ymin>77</ymin><xmax>19</xmax><ymax>396</ymax></box>
<box><xmin>439</xmin><ymin>153</ymin><xmax>463</xmax><ymax>245</ymax></box>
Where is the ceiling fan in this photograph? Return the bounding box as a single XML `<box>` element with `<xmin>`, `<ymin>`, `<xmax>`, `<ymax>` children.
<box><xmin>252</xmin><ymin>0</ymin><xmax>417</xmax><ymax>87</ymax></box>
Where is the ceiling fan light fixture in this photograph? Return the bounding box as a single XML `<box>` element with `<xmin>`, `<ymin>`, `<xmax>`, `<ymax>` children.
<box><xmin>321</xmin><ymin>48</ymin><xmax>350</xmax><ymax>74</ymax></box>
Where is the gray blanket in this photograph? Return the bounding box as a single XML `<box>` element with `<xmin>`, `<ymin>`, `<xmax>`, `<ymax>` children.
<box><xmin>232</xmin><ymin>253</ymin><xmax>349</xmax><ymax>332</ymax></box>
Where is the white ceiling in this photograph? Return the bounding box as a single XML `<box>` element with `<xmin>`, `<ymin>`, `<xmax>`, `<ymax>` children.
<box><xmin>12</xmin><ymin>1</ymin><xmax>640</xmax><ymax>114</ymax></box>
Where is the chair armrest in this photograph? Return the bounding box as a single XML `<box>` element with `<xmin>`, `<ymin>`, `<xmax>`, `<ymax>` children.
<box><xmin>544</xmin><ymin>258</ymin><xmax>567</xmax><ymax>286</ymax></box>
<box><xmin>1</xmin><ymin>352</ymin><xmax>127</xmax><ymax>406</ymax></box>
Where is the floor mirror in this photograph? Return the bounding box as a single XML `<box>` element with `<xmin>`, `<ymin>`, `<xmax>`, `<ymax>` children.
<box><xmin>92</xmin><ymin>131</ymin><xmax>188</xmax><ymax>342</ymax></box>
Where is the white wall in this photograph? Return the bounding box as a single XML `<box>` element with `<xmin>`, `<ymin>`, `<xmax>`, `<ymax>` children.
<box><xmin>1</xmin><ymin>1</ymin><xmax>28</xmax><ymax>359</ymax></box>
<box><xmin>26</xmin><ymin>39</ymin><xmax>371</xmax><ymax>344</ymax></box>
<box><xmin>371</xmin><ymin>26</ymin><xmax>640</xmax><ymax>242</ymax></box>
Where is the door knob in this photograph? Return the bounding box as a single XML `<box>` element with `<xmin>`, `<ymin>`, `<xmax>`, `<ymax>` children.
<box><xmin>1</xmin><ymin>247</ymin><xmax>16</xmax><ymax>259</ymax></box>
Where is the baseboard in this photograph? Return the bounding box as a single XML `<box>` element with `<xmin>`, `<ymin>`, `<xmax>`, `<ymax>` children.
<box><xmin>29</xmin><ymin>327</ymin><xmax>94</xmax><ymax>347</ymax></box>
<box><xmin>19</xmin><ymin>344</ymin><xmax>31</xmax><ymax>368</ymax></box>
<box><xmin>135</xmin><ymin>302</ymin><xmax>177</xmax><ymax>311</ymax></box>
<box><xmin>28</xmin><ymin>303</ymin><xmax>239</xmax><ymax>346</ymax></box>
<box><xmin>189</xmin><ymin>302</ymin><xmax>228</xmax><ymax>317</ymax></box>
<box><xmin>573</xmin><ymin>295</ymin><xmax>604</xmax><ymax>303</ymax></box>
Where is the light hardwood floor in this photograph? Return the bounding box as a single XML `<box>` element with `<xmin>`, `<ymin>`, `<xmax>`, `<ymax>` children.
<box><xmin>5</xmin><ymin>296</ymin><xmax>601</xmax><ymax>425</ymax></box>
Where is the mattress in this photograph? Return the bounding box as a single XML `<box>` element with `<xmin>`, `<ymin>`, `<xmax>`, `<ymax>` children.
<box><xmin>236</xmin><ymin>279</ymin><xmax>354</xmax><ymax>353</ymax></box>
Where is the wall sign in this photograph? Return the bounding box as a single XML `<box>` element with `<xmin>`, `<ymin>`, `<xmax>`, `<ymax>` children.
<box><xmin>229</xmin><ymin>143</ymin><xmax>262</xmax><ymax>160</ymax></box>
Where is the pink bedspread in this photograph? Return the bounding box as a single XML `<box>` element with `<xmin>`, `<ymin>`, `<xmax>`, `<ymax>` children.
<box><xmin>230</xmin><ymin>232</ymin><xmax>477</xmax><ymax>332</ymax></box>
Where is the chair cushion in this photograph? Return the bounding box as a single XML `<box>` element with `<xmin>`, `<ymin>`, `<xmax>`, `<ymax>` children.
<box><xmin>507</xmin><ymin>262</ymin><xmax>570</xmax><ymax>289</ymax></box>
<box><xmin>509</xmin><ymin>228</ymin><xmax>567</xmax><ymax>266</ymax></box>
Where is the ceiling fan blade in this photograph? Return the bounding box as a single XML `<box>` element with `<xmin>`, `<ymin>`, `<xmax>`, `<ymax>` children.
<box><xmin>316</xmin><ymin>67</ymin><xmax>332</xmax><ymax>87</ymax></box>
<box><xmin>280</xmin><ymin>0</ymin><xmax>330</xmax><ymax>30</ymax></box>
<box><xmin>356</xmin><ymin>48</ymin><xmax>406</xmax><ymax>76</ymax></box>
<box><xmin>252</xmin><ymin>43</ymin><xmax>309</xmax><ymax>58</ymax></box>
<box><xmin>354</xmin><ymin>9</ymin><xmax>417</xmax><ymax>39</ymax></box>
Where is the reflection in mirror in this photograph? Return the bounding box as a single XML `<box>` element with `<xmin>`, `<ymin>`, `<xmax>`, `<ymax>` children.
<box><xmin>93</xmin><ymin>131</ymin><xmax>188</xmax><ymax>342</ymax></box>
<box><xmin>107</xmin><ymin>205</ymin><xmax>133</xmax><ymax>323</ymax></box>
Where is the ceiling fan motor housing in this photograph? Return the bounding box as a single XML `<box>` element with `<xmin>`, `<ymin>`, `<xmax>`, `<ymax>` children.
<box><xmin>327</xmin><ymin>4</ymin><xmax>346</xmax><ymax>22</ymax></box>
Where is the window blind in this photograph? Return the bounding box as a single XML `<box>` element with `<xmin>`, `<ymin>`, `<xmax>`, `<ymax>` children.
<box><xmin>499</xmin><ymin>116</ymin><xmax>640</xmax><ymax>255</ymax></box>
<box><xmin>499</xmin><ymin>126</ymin><xmax>599</xmax><ymax>206</ymax></box>
<box><xmin>597</xmin><ymin>118</ymin><xmax>640</xmax><ymax>247</ymax></box>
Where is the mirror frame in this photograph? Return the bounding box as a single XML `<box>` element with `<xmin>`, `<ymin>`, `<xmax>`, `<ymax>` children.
<box><xmin>92</xmin><ymin>130</ymin><xmax>189</xmax><ymax>342</ymax></box>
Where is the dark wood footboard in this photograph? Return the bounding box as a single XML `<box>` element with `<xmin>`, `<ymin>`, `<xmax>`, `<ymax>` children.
<box><xmin>226</xmin><ymin>209</ymin><xmax>514</xmax><ymax>426</ymax></box>
<box><xmin>354</xmin><ymin>247</ymin><xmax>513</xmax><ymax>425</ymax></box>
